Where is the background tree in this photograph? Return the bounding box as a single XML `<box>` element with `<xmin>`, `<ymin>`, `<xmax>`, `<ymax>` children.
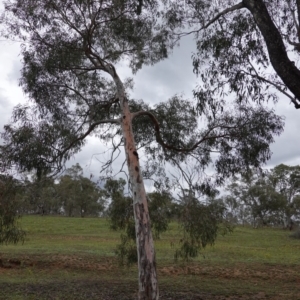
<box><xmin>0</xmin><ymin>175</ymin><xmax>26</xmax><ymax>245</ymax></box>
<box><xmin>78</xmin><ymin>176</ymin><xmax>105</xmax><ymax>217</ymax></box>
<box><xmin>106</xmin><ymin>178</ymin><xmax>172</xmax><ymax>265</ymax></box>
<box><xmin>58</xmin><ymin>174</ymin><xmax>77</xmax><ymax>217</ymax></box>
<box><xmin>225</xmin><ymin>170</ymin><xmax>285</xmax><ymax>226</ymax></box>
<box><xmin>147</xmin><ymin>191</ymin><xmax>173</xmax><ymax>239</ymax></box>
<box><xmin>219</xmin><ymin>194</ymin><xmax>243</xmax><ymax>224</ymax></box>
<box><xmin>0</xmin><ymin>1</ymin><xmax>285</xmax><ymax>299</ymax></box>
<box><xmin>224</xmin><ymin>165</ymin><xmax>300</xmax><ymax>227</ymax></box>
<box><xmin>58</xmin><ymin>164</ymin><xmax>105</xmax><ymax>217</ymax></box>
<box><xmin>20</xmin><ymin>173</ymin><xmax>58</xmax><ymax>215</ymax></box>
<box><xmin>173</xmin><ymin>189</ymin><xmax>232</xmax><ymax>261</ymax></box>
<box><xmin>269</xmin><ymin>164</ymin><xmax>300</xmax><ymax>227</ymax></box>
<box><xmin>244</xmin><ymin>180</ymin><xmax>285</xmax><ymax>227</ymax></box>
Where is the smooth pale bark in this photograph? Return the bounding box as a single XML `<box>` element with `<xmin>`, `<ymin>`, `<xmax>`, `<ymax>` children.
<box><xmin>108</xmin><ymin>65</ymin><xmax>159</xmax><ymax>300</ymax></box>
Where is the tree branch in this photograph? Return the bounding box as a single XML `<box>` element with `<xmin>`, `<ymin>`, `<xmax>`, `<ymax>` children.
<box><xmin>54</xmin><ymin>118</ymin><xmax>120</xmax><ymax>164</ymax></box>
<box><xmin>202</xmin><ymin>2</ymin><xmax>245</xmax><ymax>30</ymax></box>
<box><xmin>174</xmin><ymin>2</ymin><xmax>245</xmax><ymax>37</ymax></box>
<box><xmin>131</xmin><ymin>111</ymin><xmax>239</xmax><ymax>153</ymax></box>
<box><xmin>287</xmin><ymin>1</ymin><xmax>300</xmax><ymax>35</ymax></box>
<box><xmin>244</xmin><ymin>61</ymin><xmax>299</xmax><ymax>108</ymax></box>
<box><xmin>284</xmin><ymin>34</ymin><xmax>300</xmax><ymax>52</ymax></box>
<box><xmin>243</xmin><ymin>0</ymin><xmax>300</xmax><ymax>108</ymax></box>
<box><xmin>176</xmin><ymin>0</ymin><xmax>300</xmax><ymax>108</ymax></box>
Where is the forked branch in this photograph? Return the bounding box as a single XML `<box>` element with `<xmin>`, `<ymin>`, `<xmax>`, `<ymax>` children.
<box><xmin>175</xmin><ymin>2</ymin><xmax>245</xmax><ymax>37</ymax></box>
<box><xmin>201</xmin><ymin>2</ymin><xmax>245</xmax><ymax>30</ymax></box>
<box><xmin>54</xmin><ymin>118</ymin><xmax>121</xmax><ymax>164</ymax></box>
<box><xmin>131</xmin><ymin>111</ymin><xmax>240</xmax><ymax>153</ymax></box>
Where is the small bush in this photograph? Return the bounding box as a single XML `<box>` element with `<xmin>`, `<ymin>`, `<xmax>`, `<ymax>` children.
<box><xmin>115</xmin><ymin>234</ymin><xmax>138</xmax><ymax>266</ymax></box>
<box><xmin>290</xmin><ymin>229</ymin><xmax>300</xmax><ymax>239</ymax></box>
<box><xmin>0</xmin><ymin>175</ymin><xmax>26</xmax><ymax>245</ymax></box>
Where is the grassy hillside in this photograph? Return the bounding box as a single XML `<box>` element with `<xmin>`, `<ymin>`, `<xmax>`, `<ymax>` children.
<box><xmin>1</xmin><ymin>215</ymin><xmax>300</xmax><ymax>299</ymax></box>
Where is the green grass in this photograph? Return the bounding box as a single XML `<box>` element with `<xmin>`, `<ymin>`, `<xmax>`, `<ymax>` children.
<box><xmin>2</xmin><ymin>216</ymin><xmax>120</xmax><ymax>256</ymax></box>
<box><xmin>1</xmin><ymin>215</ymin><xmax>300</xmax><ymax>299</ymax></box>
<box><xmin>156</xmin><ymin>222</ymin><xmax>300</xmax><ymax>264</ymax></box>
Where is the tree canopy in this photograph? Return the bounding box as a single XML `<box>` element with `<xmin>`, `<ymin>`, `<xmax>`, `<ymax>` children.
<box><xmin>220</xmin><ymin>164</ymin><xmax>300</xmax><ymax>227</ymax></box>
<box><xmin>8</xmin><ymin>164</ymin><xmax>106</xmax><ymax>217</ymax></box>
<box><xmin>164</xmin><ymin>0</ymin><xmax>300</xmax><ymax>111</ymax></box>
<box><xmin>0</xmin><ymin>174</ymin><xmax>26</xmax><ymax>245</ymax></box>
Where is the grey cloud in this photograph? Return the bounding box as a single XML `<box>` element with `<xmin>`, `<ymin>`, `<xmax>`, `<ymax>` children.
<box><xmin>68</xmin><ymin>136</ymin><xmax>127</xmax><ymax>180</ymax></box>
<box><xmin>268</xmin><ymin>100</ymin><xmax>300</xmax><ymax>167</ymax></box>
<box><xmin>0</xmin><ymin>92</ymin><xmax>14</xmax><ymax>130</ymax></box>
<box><xmin>6</xmin><ymin>58</ymin><xmax>22</xmax><ymax>84</ymax></box>
<box><xmin>0</xmin><ymin>91</ymin><xmax>11</xmax><ymax>109</ymax></box>
<box><xmin>125</xmin><ymin>36</ymin><xmax>197</xmax><ymax>106</ymax></box>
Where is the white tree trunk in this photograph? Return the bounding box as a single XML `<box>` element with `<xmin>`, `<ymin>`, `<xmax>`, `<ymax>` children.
<box><xmin>111</xmin><ymin>68</ymin><xmax>159</xmax><ymax>300</ymax></box>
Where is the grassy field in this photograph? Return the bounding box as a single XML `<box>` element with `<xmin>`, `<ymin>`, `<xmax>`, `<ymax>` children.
<box><xmin>0</xmin><ymin>215</ymin><xmax>300</xmax><ymax>299</ymax></box>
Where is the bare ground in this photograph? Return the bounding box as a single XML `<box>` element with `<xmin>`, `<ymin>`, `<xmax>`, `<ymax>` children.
<box><xmin>0</xmin><ymin>254</ymin><xmax>299</xmax><ymax>300</ymax></box>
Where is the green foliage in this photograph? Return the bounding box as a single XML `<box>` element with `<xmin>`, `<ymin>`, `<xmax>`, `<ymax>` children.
<box><xmin>174</xmin><ymin>194</ymin><xmax>233</xmax><ymax>261</ymax></box>
<box><xmin>0</xmin><ymin>0</ymin><xmax>170</xmax><ymax>174</ymax></box>
<box><xmin>0</xmin><ymin>0</ymin><xmax>284</xmax><ymax>194</ymax></box>
<box><xmin>106</xmin><ymin>179</ymin><xmax>172</xmax><ymax>265</ymax></box>
<box><xmin>115</xmin><ymin>233</ymin><xmax>138</xmax><ymax>266</ymax></box>
<box><xmin>0</xmin><ymin>175</ymin><xmax>26</xmax><ymax>245</ymax></box>
<box><xmin>12</xmin><ymin>164</ymin><xmax>105</xmax><ymax>217</ymax></box>
<box><xmin>269</xmin><ymin>164</ymin><xmax>300</xmax><ymax>225</ymax></box>
<box><xmin>105</xmin><ymin>178</ymin><xmax>134</xmax><ymax>233</ymax></box>
<box><xmin>58</xmin><ymin>164</ymin><xmax>106</xmax><ymax>217</ymax></box>
<box><xmin>223</xmin><ymin>164</ymin><xmax>300</xmax><ymax>227</ymax></box>
<box><xmin>107</xmin><ymin>179</ymin><xmax>233</xmax><ymax>263</ymax></box>
<box><xmin>20</xmin><ymin>173</ymin><xmax>59</xmax><ymax>215</ymax></box>
<box><xmin>163</xmin><ymin>1</ymin><xmax>300</xmax><ymax>110</ymax></box>
<box><xmin>147</xmin><ymin>191</ymin><xmax>173</xmax><ymax>239</ymax></box>
<box><xmin>105</xmin><ymin>178</ymin><xmax>137</xmax><ymax>265</ymax></box>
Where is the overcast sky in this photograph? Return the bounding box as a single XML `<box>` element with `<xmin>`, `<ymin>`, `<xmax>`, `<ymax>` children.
<box><xmin>0</xmin><ymin>12</ymin><xmax>300</xmax><ymax>185</ymax></box>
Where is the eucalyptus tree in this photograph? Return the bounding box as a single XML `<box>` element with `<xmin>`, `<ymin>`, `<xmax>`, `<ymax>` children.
<box><xmin>225</xmin><ymin>168</ymin><xmax>295</xmax><ymax>226</ymax></box>
<box><xmin>60</xmin><ymin>164</ymin><xmax>84</xmax><ymax>217</ymax></box>
<box><xmin>164</xmin><ymin>0</ymin><xmax>300</xmax><ymax>111</ymax></box>
<box><xmin>0</xmin><ymin>1</ymin><xmax>284</xmax><ymax>299</ymax></box>
<box><xmin>106</xmin><ymin>178</ymin><xmax>173</xmax><ymax>265</ymax></box>
<box><xmin>174</xmin><ymin>190</ymin><xmax>232</xmax><ymax>261</ymax></box>
<box><xmin>58</xmin><ymin>164</ymin><xmax>105</xmax><ymax>217</ymax></box>
<box><xmin>0</xmin><ymin>175</ymin><xmax>26</xmax><ymax>244</ymax></box>
<box><xmin>242</xmin><ymin>172</ymin><xmax>286</xmax><ymax>226</ymax></box>
<box><xmin>269</xmin><ymin>164</ymin><xmax>300</xmax><ymax>226</ymax></box>
<box><xmin>21</xmin><ymin>173</ymin><xmax>58</xmax><ymax>215</ymax></box>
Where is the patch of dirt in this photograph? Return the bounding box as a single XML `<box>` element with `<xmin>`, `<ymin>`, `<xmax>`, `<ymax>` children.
<box><xmin>0</xmin><ymin>279</ymin><xmax>263</xmax><ymax>300</ymax></box>
<box><xmin>0</xmin><ymin>279</ymin><xmax>299</xmax><ymax>300</ymax></box>
<box><xmin>1</xmin><ymin>254</ymin><xmax>300</xmax><ymax>299</ymax></box>
<box><xmin>0</xmin><ymin>279</ymin><xmax>137</xmax><ymax>300</ymax></box>
<box><xmin>0</xmin><ymin>258</ymin><xmax>22</xmax><ymax>270</ymax></box>
<box><xmin>0</xmin><ymin>254</ymin><xmax>115</xmax><ymax>272</ymax></box>
<box><xmin>159</xmin><ymin>263</ymin><xmax>299</xmax><ymax>283</ymax></box>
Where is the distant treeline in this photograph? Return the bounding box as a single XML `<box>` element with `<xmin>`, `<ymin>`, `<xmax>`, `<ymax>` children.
<box><xmin>1</xmin><ymin>162</ymin><xmax>300</xmax><ymax>261</ymax></box>
<box><xmin>1</xmin><ymin>163</ymin><xmax>300</xmax><ymax>228</ymax></box>
<box><xmin>219</xmin><ymin>164</ymin><xmax>300</xmax><ymax>229</ymax></box>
